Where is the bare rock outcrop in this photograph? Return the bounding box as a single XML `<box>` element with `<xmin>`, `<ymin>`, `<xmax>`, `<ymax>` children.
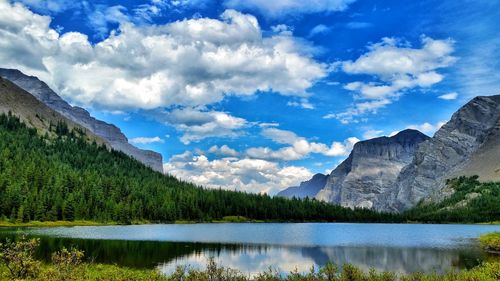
<box><xmin>380</xmin><ymin>95</ymin><xmax>500</xmax><ymax>211</ymax></box>
<box><xmin>315</xmin><ymin>129</ymin><xmax>430</xmax><ymax>209</ymax></box>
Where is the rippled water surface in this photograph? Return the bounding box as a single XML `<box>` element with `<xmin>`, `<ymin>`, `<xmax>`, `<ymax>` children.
<box><xmin>1</xmin><ymin>223</ymin><xmax>499</xmax><ymax>275</ymax></box>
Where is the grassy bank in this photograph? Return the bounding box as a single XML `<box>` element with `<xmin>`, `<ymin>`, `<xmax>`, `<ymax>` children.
<box><xmin>480</xmin><ymin>232</ymin><xmax>500</xmax><ymax>253</ymax></box>
<box><xmin>0</xmin><ymin>257</ymin><xmax>498</xmax><ymax>281</ymax></box>
<box><xmin>0</xmin><ymin>220</ymin><xmax>112</xmax><ymax>228</ymax></box>
<box><xmin>2</xmin><ymin>218</ymin><xmax>499</xmax><ymax>228</ymax></box>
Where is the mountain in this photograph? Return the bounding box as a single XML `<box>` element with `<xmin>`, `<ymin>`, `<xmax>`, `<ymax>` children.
<box><xmin>0</xmin><ymin>77</ymin><xmax>103</xmax><ymax>143</ymax></box>
<box><xmin>380</xmin><ymin>95</ymin><xmax>500</xmax><ymax>211</ymax></box>
<box><xmin>315</xmin><ymin>129</ymin><xmax>430</xmax><ymax>209</ymax></box>
<box><xmin>276</xmin><ymin>173</ymin><xmax>328</xmax><ymax>199</ymax></box>
<box><xmin>0</xmin><ymin>110</ymin><xmax>392</xmax><ymax>223</ymax></box>
<box><xmin>0</xmin><ymin>68</ymin><xmax>163</xmax><ymax>172</ymax></box>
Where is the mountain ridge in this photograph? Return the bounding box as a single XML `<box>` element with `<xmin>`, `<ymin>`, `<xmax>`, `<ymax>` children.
<box><xmin>276</xmin><ymin>173</ymin><xmax>328</xmax><ymax>199</ymax></box>
<box><xmin>379</xmin><ymin>94</ymin><xmax>500</xmax><ymax>211</ymax></box>
<box><xmin>0</xmin><ymin>68</ymin><xmax>163</xmax><ymax>172</ymax></box>
<box><xmin>280</xmin><ymin>95</ymin><xmax>500</xmax><ymax>212</ymax></box>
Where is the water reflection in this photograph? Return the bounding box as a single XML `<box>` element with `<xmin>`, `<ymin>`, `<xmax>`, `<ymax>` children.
<box><xmin>1</xmin><ymin>223</ymin><xmax>496</xmax><ymax>276</ymax></box>
<box><xmin>0</xmin><ymin>231</ymin><xmax>485</xmax><ymax>275</ymax></box>
<box><xmin>157</xmin><ymin>244</ymin><xmax>484</xmax><ymax>275</ymax></box>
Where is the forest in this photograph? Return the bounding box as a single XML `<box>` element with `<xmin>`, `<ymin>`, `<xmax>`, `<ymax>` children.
<box><xmin>0</xmin><ymin>112</ymin><xmax>498</xmax><ymax>224</ymax></box>
<box><xmin>0</xmin><ymin>113</ymin><xmax>396</xmax><ymax>224</ymax></box>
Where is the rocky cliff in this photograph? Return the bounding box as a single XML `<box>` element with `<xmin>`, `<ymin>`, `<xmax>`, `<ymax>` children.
<box><xmin>0</xmin><ymin>68</ymin><xmax>163</xmax><ymax>172</ymax></box>
<box><xmin>276</xmin><ymin>173</ymin><xmax>328</xmax><ymax>199</ymax></box>
<box><xmin>379</xmin><ymin>95</ymin><xmax>500</xmax><ymax>212</ymax></box>
<box><xmin>315</xmin><ymin>129</ymin><xmax>430</xmax><ymax>209</ymax></box>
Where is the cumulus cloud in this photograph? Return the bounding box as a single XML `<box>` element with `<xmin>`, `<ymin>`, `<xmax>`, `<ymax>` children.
<box><xmin>163</xmin><ymin>151</ymin><xmax>313</xmax><ymax>194</ymax></box>
<box><xmin>387</xmin><ymin>120</ymin><xmax>447</xmax><ymax>137</ymax></box>
<box><xmin>0</xmin><ymin>1</ymin><xmax>326</xmax><ymax>111</ymax></box>
<box><xmin>438</xmin><ymin>92</ymin><xmax>458</xmax><ymax>100</ymax></box>
<box><xmin>208</xmin><ymin>144</ymin><xmax>239</xmax><ymax>157</ymax></box>
<box><xmin>286</xmin><ymin>99</ymin><xmax>314</xmax><ymax>109</ymax></box>
<box><xmin>335</xmin><ymin>36</ymin><xmax>456</xmax><ymax>123</ymax></box>
<box><xmin>406</xmin><ymin>121</ymin><xmax>447</xmax><ymax>135</ymax></box>
<box><xmin>130</xmin><ymin>136</ymin><xmax>164</xmax><ymax>144</ymax></box>
<box><xmin>224</xmin><ymin>0</ymin><xmax>356</xmax><ymax>18</ymax></box>
<box><xmin>156</xmin><ymin>108</ymin><xmax>249</xmax><ymax>144</ymax></box>
<box><xmin>245</xmin><ymin>128</ymin><xmax>359</xmax><ymax>161</ymax></box>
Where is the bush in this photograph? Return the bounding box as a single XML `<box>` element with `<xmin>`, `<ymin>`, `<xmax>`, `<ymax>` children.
<box><xmin>0</xmin><ymin>236</ymin><xmax>41</xmax><ymax>279</ymax></box>
<box><xmin>479</xmin><ymin>232</ymin><xmax>500</xmax><ymax>253</ymax></box>
<box><xmin>50</xmin><ymin>247</ymin><xmax>85</xmax><ymax>280</ymax></box>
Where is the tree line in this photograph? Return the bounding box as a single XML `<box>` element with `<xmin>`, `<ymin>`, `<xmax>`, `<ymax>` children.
<box><xmin>0</xmin><ymin>113</ymin><xmax>397</xmax><ymax>224</ymax></box>
<box><xmin>0</xmin><ymin>112</ymin><xmax>497</xmax><ymax>224</ymax></box>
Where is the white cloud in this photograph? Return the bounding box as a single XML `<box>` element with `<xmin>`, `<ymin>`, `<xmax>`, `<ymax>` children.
<box><xmin>164</xmin><ymin>151</ymin><xmax>313</xmax><ymax>194</ymax></box>
<box><xmin>308</xmin><ymin>24</ymin><xmax>331</xmax><ymax>37</ymax></box>
<box><xmin>362</xmin><ymin>129</ymin><xmax>384</xmax><ymax>139</ymax></box>
<box><xmin>208</xmin><ymin>144</ymin><xmax>239</xmax><ymax>157</ymax></box>
<box><xmin>130</xmin><ymin>136</ymin><xmax>164</xmax><ymax>144</ymax></box>
<box><xmin>387</xmin><ymin>120</ymin><xmax>447</xmax><ymax>137</ymax></box>
<box><xmin>0</xmin><ymin>2</ymin><xmax>326</xmax><ymax>111</ymax></box>
<box><xmin>157</xmin><ymin>108</ymin><xmax>249</xmax><ymax>144</ymax></box>
<box><xmin>438</xmin><ymin>92</ymin><xmax>458</xmax><ymax>100</ymax></box>
<box><xmin>224</xmin><ymin>0</ymin><xmax>356</xmax><ymax>18</ymax></box>
<box><xmin>406</xmin><ymin>121</ymin><xmax>447</xmax><ymax>136</ymax></box>
<box><xmin>15</xmin><ymin>0</ymin><xmax>78</xmax><ymax>13</ymax></box>
<box><xmin>245</xmin><ymin>128</ymin><xmax>359</xmax><ymax>161</ymax></box>
<box><xmin>336</xmin><ymin>36</ymin><xmax>456</xmax><ymax>123</ymax></box>
<box><xmin>86</xmin><ymin>5</ymin><xmax>130</xmax><ymax>38</ymax></box>
<box><xmin>286</xmin><ymin>99</ymin><xmax>314</xmax><ymax>109</ymax></box>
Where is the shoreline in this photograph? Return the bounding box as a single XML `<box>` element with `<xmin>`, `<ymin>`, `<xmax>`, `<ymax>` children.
<box><xmin>1</xmin><ymin>218</ymin><xmax>499</xmax><ymax>228</ymax></box>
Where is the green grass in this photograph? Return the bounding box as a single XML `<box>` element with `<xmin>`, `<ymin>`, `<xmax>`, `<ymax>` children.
<box><xmin>479</xmin><ymin>232</ymin><xmax>500</xmax><ymax>253</ymax></box>
<box><xmin>0</xmin><ymin>220</ymin><xmax>111</xmax><ymax>228</ymax></box>
<box><xmin>0</xmin><ymin>260</ymin><xmax>499</xmax><ymax>281</ymax></box>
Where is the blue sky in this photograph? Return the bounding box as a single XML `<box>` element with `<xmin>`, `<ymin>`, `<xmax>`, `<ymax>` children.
<box><xmin>1</xmin><ymin>0</ymin><xmax>499</xmax><ymax>194</ymax></box>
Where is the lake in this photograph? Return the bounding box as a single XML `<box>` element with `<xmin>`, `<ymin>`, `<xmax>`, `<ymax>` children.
<box><xmin>1</xmin><ymin>223</ymin><xmax>499</xmax><ymax>276</ymax></box>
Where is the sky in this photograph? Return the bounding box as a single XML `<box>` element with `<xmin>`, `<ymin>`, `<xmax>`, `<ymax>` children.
<box><xmin>1</xmin><ymin>0</ymin><xmax>499</xmax><ymax>195</ymax></box>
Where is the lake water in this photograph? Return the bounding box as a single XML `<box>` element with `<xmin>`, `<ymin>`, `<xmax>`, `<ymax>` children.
<box><xmin>1</xmin><ymin>223</ymin><xmax>499</xmax><ymax>276</ymax></box>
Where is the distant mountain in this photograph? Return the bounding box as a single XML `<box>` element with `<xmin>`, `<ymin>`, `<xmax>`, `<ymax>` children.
<box><xmin>276</xmin><ymin>173</ymin><xmax>328</xmax><ymax>199</ymax></box>
<box><xmin>380</xmin><ymin>95</ymin><xmax>500</xmax><ymax>211</ymax></box>
<box><xmin>315</xmin><ymin>129</ymin><xmax>430</xmax><ymax>209</ymax></box>
<box><xmin>0</xmin><ymin>68</ymin><xmax>163</xmax><ymax>172</ymax></box>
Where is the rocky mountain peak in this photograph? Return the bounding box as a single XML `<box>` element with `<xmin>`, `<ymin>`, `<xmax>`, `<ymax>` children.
<box><xmin>380</xmin><ymin>94</ymin><xmax>500</xmax><ymax>212</ymax></box>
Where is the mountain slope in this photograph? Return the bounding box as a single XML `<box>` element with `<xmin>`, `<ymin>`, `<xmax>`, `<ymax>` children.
<box><xmin>315</xmin><ymin>130</ymin><xmax>430</xmax><ymax>209</ymax></box>
<box><xmin>0</xmin><ymin>77</ymin><xmax>103</xmax><ymax>143</ymax></box>
<box><xmin>0</xmin><ymin>68</ymin><xmax>163</xmax><ymax>172</ymax></box>
<box><xmin>276</xmin><ymin>173</ymin><xmax>328</xmax><ymax>199</ymax></box>
<box><xmin>381</xmin><ymin>95</ymin><xmax>500</xmax><ymax>212</ymax></box>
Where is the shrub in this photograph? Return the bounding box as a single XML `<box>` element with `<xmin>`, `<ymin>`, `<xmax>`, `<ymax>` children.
<box><xmin>0</xmin><ymin>236</ymin><xmax>41</xmax><ymax>279</ymax></box>
<box><xmin>479</xmin><ymin>232</ymin><xmax>500</xmax><ymax>253</ymax></box>
<box><xmin>50</xmin><ymin>247</ymin><xmax>85</xmax><ymax>280</ymax></box>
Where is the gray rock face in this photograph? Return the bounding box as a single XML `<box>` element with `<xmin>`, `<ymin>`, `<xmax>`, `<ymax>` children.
<box><xmin>276</xmin><ymin>173</ymin><xmax>328</xmax><ymax>199</ymax></box>
<box><xmin>0</xmin><ymin>68</ymin><xmax>163</xmax><ymax>172</ymax></box>
<box><xmin>315</xmin><ymin>130</ymin><xmax>430</xmax><ymax>209</ymax></box>
<box><xmin>380</xmin><ymin>95</ymin><xmax>500</xmax><ymax>212</ymax></box>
